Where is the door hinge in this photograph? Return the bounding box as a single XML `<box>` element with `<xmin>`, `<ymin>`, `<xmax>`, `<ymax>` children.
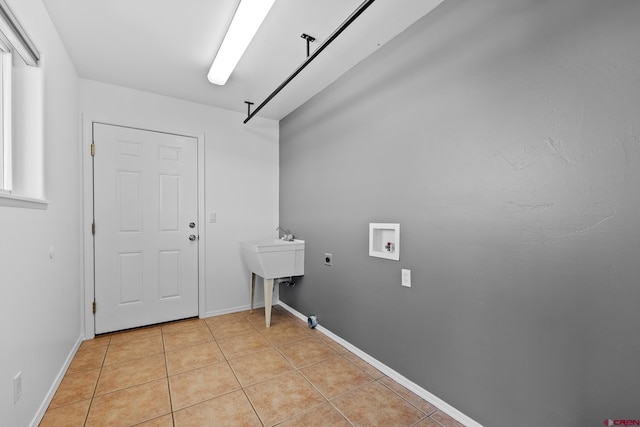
<box><xmin>92</xmin><ymin>221</ymin><xmax>95</xmax><ymax>235</ymax></box>
<box><xmin>92</xmin><ymin>301</ymin><xmax>96</xmax><ymax>314</ymax></box>
<box><xmin>90</xmin><ymin>143</ymin><xmax>95</xmax><ymax>156</ymax></box>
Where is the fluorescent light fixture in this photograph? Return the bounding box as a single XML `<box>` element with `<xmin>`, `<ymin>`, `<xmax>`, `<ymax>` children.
<box><xmin>208</xmin><ymin>0</ymin><xmax>276</xmax><ymax>85</ymax></box>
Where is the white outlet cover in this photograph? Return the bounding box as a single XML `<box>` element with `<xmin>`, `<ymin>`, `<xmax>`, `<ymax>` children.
<box><xmin>402</xmin><ymin>269</ymin><xmax>411</xmax><ymax>287</ymax></box>
<box><xmin>13</xmin><ymin>372</ymin><xmax>22</xmax><ymax>403</ymax></box>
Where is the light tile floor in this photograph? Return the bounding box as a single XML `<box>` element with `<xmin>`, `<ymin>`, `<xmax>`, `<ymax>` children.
<box><xmin>40</xmin><ymin>305</ymin><xmax>465</xmax><ymax>427</ymax></box>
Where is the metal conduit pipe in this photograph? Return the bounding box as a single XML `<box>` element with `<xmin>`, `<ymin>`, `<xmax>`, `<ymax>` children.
<box><xmin>243</xmin><ymin>0</ymin><xmax>376</xmax><ymax>124</ymax></box>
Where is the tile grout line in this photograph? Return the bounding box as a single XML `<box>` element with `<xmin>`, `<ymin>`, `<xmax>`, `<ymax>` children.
<box><xmin>81</xmin><ymin>341</ymin><xmax>109</xmax><ymax>426</ymax></box>
<box><xmin>278</xmin><ymin>348</ymin><xmax>350</xmax><ymax>426</ymax></box>
<box><xmin>159</xmin><ymin>329</ymin><xmax>176</xmax><ymax>427</ymax></box>
<box><xmin>326</xmin><ymin>400</ymin><xmax>356</xmax><ymax>427</ymax></box>
<box><xmin>167</xmin><ymin>318</ymin><xmax>265</xmax><ymax>425</ymax></box>
<box><xmin>241</xmin><ymin>308</ymin><xmax>337</xmax><ymax>426</ymax></box>
<box><xmin>239</xmin><ymin>387</ymin><xmax>267</xmax><ymax>426</ymax></box>
<box><xmin>375</xmin><ymin>378</ymin><xmax>432</xmax><ymax>423</ymax></box>
<box><xmin>220</xmin><ymin>334</ymin><xmax>266</xmax><ymax>426</ymax></box>
<box><xmin>235</xmin><ymin>310</ymin><xmax>270</xmax><ymax>426</ymax></box>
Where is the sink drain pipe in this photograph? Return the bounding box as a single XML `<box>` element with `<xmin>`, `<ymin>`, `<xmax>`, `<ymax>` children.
<box><xmin>276</xmin><ymin>277</ymin><xmax>295</xmax><ymax>287</ymax></box>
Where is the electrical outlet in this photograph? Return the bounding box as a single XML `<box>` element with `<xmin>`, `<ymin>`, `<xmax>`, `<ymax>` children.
<box><xmin>402</xmin><ymin>269</ymin><xmax>411</xmax><ymax>287</ymax></box>
<box><xmin>324</xmin><ymin>253</ymin><xmax>333</xmax><ymax>267</ymax></box>
<box><xmin>13</xmin><ymin>372</ymin><xmax>22</xmax><ymax>404</ymax></box>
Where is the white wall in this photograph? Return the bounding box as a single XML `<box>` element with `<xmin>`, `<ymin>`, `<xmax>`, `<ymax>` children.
<box><xmin>79</xmin><ymin>79</ymin><xmax>280</xmax><ymax>319</ymax></box>
<box><xmin>0</xmin><ymin>0</ymin><xmax>81</xmax><ymax>425</ymax></box>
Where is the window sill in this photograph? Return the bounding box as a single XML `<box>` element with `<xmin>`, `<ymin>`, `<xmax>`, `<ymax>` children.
<box><xmin>0</xmin><ymin>192</ymin><xmax>49</xmax><ymax>209</ymax></box>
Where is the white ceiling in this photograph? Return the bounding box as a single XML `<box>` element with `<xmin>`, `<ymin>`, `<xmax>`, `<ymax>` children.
<box><xmin>42</xmin><ymin>0</ymin><xmax>445</xmax><ymax>121</ymax></box>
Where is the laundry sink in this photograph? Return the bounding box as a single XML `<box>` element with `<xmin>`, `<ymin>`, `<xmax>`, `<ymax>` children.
<box><xmin>240</xmin><ymin>239</ymin><xmax>305</xmax><ymax>280</ymax></box>
<box><xmin>240</xmin><ymin>238</ymin><xmax>305</xmax><ymax>328</ymax></box>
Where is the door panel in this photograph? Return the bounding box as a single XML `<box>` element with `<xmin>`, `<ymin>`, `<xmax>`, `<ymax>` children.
<box><xmin>118</xmin><ymin>252</ymin><xmax>143</xmax><ymax>304</ymax></box>
<box><xmin>159</xmin><ymin>250</ymin><xmax>180</xmax><ymax>298</ymax></box>
<box><xmin>159</xmin><ymin>174</ymin><xmax>180</xmax><ymax>231</ymax></box>
<box><xmin>117</xmin><ymin>171</ymin><xmax>142</xmax><ymax>232</ymax></box>
<box><xmin>93</xmin><ymin>123</ymin><xmax>198</xmax><ymax>334</ymax></box>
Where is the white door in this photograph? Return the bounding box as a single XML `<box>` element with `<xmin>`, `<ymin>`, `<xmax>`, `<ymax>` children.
<box><xmin>93</xmin><ymin>123</ymin><xmax>199</xmax><ymax>334</ymax></box>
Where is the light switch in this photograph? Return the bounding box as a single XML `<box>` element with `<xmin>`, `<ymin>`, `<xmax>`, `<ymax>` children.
<box><xmin>209</xmin><ymin>212</ymin><xmax>216</xmax><ymax>223</ymax></box>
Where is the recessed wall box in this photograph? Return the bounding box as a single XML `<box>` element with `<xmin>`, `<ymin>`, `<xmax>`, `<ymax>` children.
<box><xmin>369</xmin><ymin>223</ymin><xmax>400</xmax><ymax>261</ymax></box>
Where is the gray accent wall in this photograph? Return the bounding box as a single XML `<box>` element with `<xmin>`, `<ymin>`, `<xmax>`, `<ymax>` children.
<box><xmin>279</xmin><ymin>0</ymin><xmax>640</xmax><ymax>426</ymax></box>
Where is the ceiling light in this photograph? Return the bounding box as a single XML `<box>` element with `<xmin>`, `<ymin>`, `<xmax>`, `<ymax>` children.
<box><xmin>207</xmin><ymin>0</ymin><xmax>276</xmax><ymax>86</ymax></box>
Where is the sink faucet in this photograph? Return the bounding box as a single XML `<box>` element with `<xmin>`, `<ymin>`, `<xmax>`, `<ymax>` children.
<box><xmin>276</xmin><ymin>227</ymin><xmax>294</xmax><ymax>241</ymax></box>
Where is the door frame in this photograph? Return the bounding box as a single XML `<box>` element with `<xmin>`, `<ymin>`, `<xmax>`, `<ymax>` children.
<box><xmin>81</xmin><ymin>115</ymin><xmax>206</xmax><ymax>339</ymax></box>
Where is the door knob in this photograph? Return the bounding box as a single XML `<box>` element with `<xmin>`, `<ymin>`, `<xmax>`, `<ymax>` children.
<box><xmin>189</xmin><ymin>222</ymin><xmax>196</xmax><ymax>228</ymax></box>
<box><xmin>189</xmin><ymin>234</ymin><xmax>196</xmax><ymax>241</ymax></box>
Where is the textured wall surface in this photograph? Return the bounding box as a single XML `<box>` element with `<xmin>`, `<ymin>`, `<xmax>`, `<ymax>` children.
<box><xmin>279</xmin><ymin>0</ymin><xmax>640</xmax><ymax>425</ymax></box>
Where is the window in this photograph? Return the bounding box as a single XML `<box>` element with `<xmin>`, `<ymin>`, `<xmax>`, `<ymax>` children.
<box><xmin>0</xmin><ymin>38</ymin><xmax>11</xmax><ymax>192</ymax></box>
<box><xmin>0</xmin><ymin>0</ymin><xmax>44</xmax><ymax>208</ymax></box>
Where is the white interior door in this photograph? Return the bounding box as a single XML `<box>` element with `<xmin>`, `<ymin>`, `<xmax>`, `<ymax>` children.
<box><xmin>93</xmin><ymin>123</ymin><xmax>199</xmax><ymax>334</ymax></box>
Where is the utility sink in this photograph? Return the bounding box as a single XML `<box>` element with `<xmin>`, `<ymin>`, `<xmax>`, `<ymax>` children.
<box><xmin>240</xmin><ymin>239</ymin><xmax>305</xmax><ymax>328</ymax></box>
<box><xmin>240</xmin><ymin>239</ymin><xmax>305</xmax><ymax>279</ymax></box>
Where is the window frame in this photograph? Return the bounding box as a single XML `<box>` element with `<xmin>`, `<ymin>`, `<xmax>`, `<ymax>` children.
<box><xmin>0</xmin><ymin>37</ymin><xmax>11</xmax><ymax>193</ymax></box>
<box><xmin>0</xmin><ymin>0</ymin><xmax>47</xmax><ymax>209</ymax></box>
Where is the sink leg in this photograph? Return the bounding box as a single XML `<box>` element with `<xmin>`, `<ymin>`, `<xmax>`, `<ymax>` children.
<box><xmin>250</xmin><ymin>273</ymin><xmax>256</xmax><ymax>314</ymax></box>
<box><xmin>264</xmin><ymin>278</ymin><xmax>274</xmax><ymax>328</ymax></box>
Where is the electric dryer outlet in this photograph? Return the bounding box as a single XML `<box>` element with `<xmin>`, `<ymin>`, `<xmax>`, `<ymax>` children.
<box><xmin>324</xmin><ymin>253</ymin><xmax>333</xmax><ymax>267</ymax></box>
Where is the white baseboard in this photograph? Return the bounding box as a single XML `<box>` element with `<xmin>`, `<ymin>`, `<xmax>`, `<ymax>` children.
<box><xmin>277</xmin><ymin>301</ymin><xmax>483</xmax><ymax>427</ymax></box>
<box><xmin>30</xmin><ymin>334</ymin><xmax>84</xmax><ymax>427</ymax></box>
<box><xmin>203</xmin><ymin>302</ymin><xmax>265</xmax><ymax>319</ymax></box>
